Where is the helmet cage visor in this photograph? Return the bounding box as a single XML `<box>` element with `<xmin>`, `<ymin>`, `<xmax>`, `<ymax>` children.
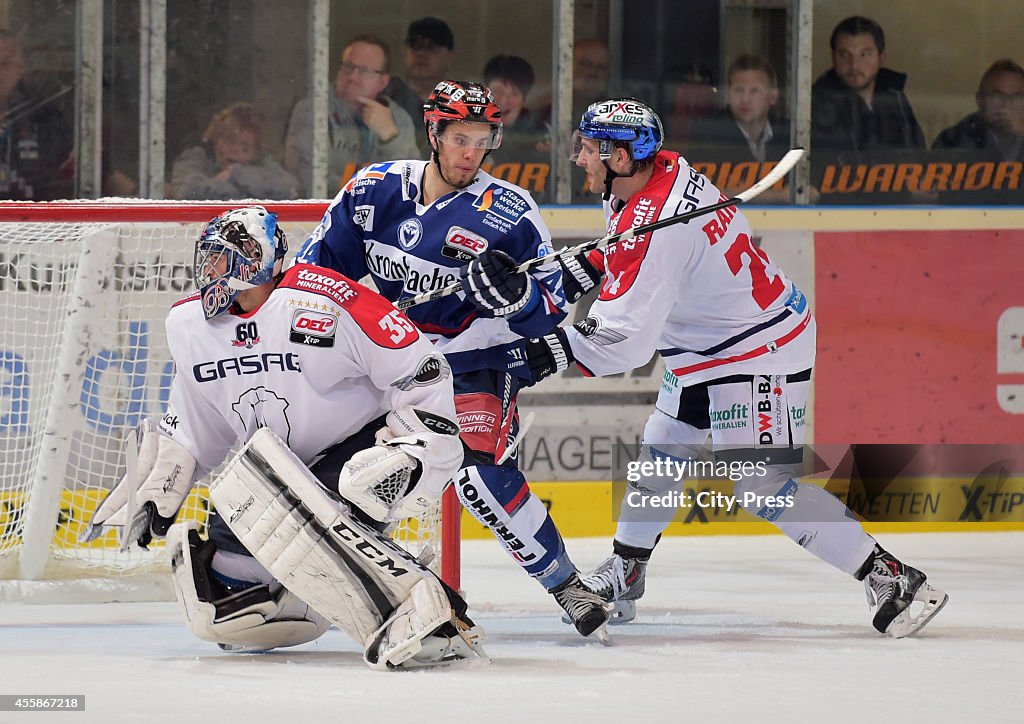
<box><xmin>431</xmin><ymin>118</ymin><xmax>503</xmax><ymax>150</ymax></box>
<box><xmin>569</xmin><ymin>127</ymin><xmax>638</xmax><ymax>162</ymax></box>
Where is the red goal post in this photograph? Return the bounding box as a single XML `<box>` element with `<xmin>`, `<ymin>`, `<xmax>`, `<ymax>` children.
<box><xmin>0</xmin><ymin>200</ymin><xmax>460</xmax><ymax>600</ymax></box>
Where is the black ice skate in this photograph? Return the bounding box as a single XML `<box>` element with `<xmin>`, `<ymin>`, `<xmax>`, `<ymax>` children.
<box><xmin>860</xmin><ymin>545</ymin><xmax>948</xmax><ymax>638</ymax></box>
<box><xmin>550</xmin><ymin>573</ymin><xmax>610</xmax><ymax>637</ymax></box>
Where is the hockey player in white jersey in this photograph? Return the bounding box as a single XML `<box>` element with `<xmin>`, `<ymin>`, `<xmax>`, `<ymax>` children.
<box><xmin>517</xmin><ymin>98</ymin><xmax>948</xmax><ymax>637</ymax></box>
<box><xmin>84</xmin><ymin>206</ymin><xmax>483</xmax><ymax>669</ymax></box>
<box><xmin>294</xmin><ymin>80</ymin><xmax>609</xmax><ymax>637</ymax></box>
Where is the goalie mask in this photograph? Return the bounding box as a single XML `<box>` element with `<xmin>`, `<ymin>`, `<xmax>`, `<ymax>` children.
<box><xmin>194</xmin><ymin>206</ymin><xmax>288</xmax><ymax>319</ymax></box>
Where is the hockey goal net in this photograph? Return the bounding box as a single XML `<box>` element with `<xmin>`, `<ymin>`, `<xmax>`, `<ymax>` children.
<box><xmin>0</xmin><ymin>200</ymin><xmax>460</xmax><ymax>602</ymax></box>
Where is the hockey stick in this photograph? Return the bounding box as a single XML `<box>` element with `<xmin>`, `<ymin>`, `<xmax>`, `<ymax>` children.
<box><xmin>496</xmin><ymin>411</ymin><xmax>535</xmax><ymax>465</ymax></box>
<box><xmin>396</xmin><ymin>147</ymin><xmax>804</xmax><ymax>311</ymax></box>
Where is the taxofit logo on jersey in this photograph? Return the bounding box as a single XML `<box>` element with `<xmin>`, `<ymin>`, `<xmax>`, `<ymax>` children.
<box><xmin>391</xmin><ymin>354</ymin><xmax>452</xmax><ymax>390</ymax></box>
<box><xmin>473</xmin><ymin>184</ymin><xmax>529</xmax><ymax>226</ymax></box>
<box><xmin>292</xmin><ymin>268</ymin><xmax>359</xmax><ymax>307</ymax></box>
<box><xmin>442</xmin><ymin>226</ymin><xmax>489</xmax><ymax>261</ymax></box>
<box><xmin>755</xmin><ymin>376</ymin><xmax>787</xmax><ymax>446</ymax></box>
<box><xmin>353</xmin><ymin>205</ymin><xmax>374</xmax><ymax>231</ymax></box>
<box><xmin>289</xmin><ymin>309</ymin><xmax>338</xmax><ymax>347</ymax></box>
<box><xmin>398</xmin><ymin>218</ymin><xmax>423</xmax><ymax>250</ymax></box>
<box><xmin>711</xmin><ymin>403</ymin><xmax>750</xmax><ymax>432</ymax></box>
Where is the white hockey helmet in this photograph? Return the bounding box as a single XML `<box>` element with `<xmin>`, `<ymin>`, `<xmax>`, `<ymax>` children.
<box><xmin>194</xmin><ymin>206</ymin><xmax>288</xmax><ymax>319</ymax></box>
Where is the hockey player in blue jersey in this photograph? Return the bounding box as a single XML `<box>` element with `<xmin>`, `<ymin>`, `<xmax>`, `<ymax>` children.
<box><xmin>295</xmin><ymin>79</ymin><xmax>609</xmax><ymax>636</ymax></box>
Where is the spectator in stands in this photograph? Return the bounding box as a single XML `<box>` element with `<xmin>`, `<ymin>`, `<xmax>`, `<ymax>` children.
<box><xmin>538</xmin><ymin>37</ymin><xmax>611</xmax><ymax>202</ymax></box>
<box><xmin>665</xmin><ymin>63</ymin><xmax>718</xmax><ymax>146</ymax></box>
<box><xmin>931</xmin><ymin>59</ymin><xmax>1024</xmax><ymax>203</ymax></box>
<box><xmin>811</xmin><ymin>16</ymin><xmax>925</xmax><ymax>153</ymax></box>
<box><xmin>483</xmin><ymin>54</ymin><xmax>551</xmax><ymax>202</ymax></box>
<box><xmin>170</xmin><ymin>102</ymin><xmax>298</xmax><ymax>200</ymax></box>
<box><xmin>538</xmin><ymin>37</ymin><xmax>611</xmax><ymax>126</ymax></box>
<box><xmin>285</xmin><ymin>35</ymin><xmax>419</xmax><ymax>197</ymax></box>
<box><xmin>386</xmin><ymin>17</ymin><xmax>455</xmax><ymax>157</ymax></box>
<box><xmin>0</xmin><ymin>31</ymin><xmax>73</xmax><ymax>200</ymax></box>
<box><xmin>933</xmin><ymin>59</ymin><xmax>1024</xmax><ymax>162</ymax></box>
<box><xmin>689</xmin><ymin>54</ymin><xmax>790</xmax><ymax>164</ymax></box>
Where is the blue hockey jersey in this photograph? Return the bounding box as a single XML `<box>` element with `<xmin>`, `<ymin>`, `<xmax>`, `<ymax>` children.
<box><xmin>296</xmin><ymin>160</ymin><xmax>566</xmax><ymax>377</ymax></box>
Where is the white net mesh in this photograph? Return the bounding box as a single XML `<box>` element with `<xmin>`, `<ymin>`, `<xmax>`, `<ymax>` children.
<box><xmin>0</xmin><ymin>203</ymin><xmax>453</xmax><ymax>599</ymax></box>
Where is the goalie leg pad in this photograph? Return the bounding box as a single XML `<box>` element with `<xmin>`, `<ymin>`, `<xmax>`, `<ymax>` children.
<box><xmin>168</xmin><ymin>522</ymin><xmax>330</xmax><ymax>652</ymax></box>
<box><xmin>209</xmin><ymin>428</ymin><xmax>467</xmax><ymax>660</ymax></box>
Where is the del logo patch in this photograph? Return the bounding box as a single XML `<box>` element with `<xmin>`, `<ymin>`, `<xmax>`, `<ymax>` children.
<box><xmin>290</xmin><ymin>309</ymin><xmax>338</xmax><ymax>347</ymax></box>
<box><xmin>442</xmin><ymin>226</ymin><xmax>489</xmax><ymax>261</ymax></box>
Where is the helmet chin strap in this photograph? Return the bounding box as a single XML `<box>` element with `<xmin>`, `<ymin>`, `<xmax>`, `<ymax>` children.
<box><xmin>428</xmin><ymin>135</ymin><xmax>457</xmax><ymax>188</ymax></box>
<box><xmin>601</xmin><ymin>157</ymin><xmax>638</xmax><ymax>201</ymax></box>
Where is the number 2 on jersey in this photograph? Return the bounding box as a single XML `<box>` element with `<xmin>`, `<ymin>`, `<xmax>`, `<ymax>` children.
<box><xmin>724</xmin><ymin>232</ymin><xmax>785</xmax><ymax>310</ymax></box>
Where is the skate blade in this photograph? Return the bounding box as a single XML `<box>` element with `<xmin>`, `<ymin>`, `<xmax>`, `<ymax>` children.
<box><xmin>455</xmin><ymin>623</ymin><xmax>491</xmax><ymax>664</ymax></box>
<box><xmin>561</xmin><ymin>600</ymin><xmax>636</xmax><ymax>627</ymax></box>
<box><xmin>595</xmin><ymin>623</ymin><xmax>612</xmax><ymax>646</ymax></box>
<box><xmin>889</xmin><ymin>585</ymin><xmax>949</xmax><ymax>638</ymax></box>
<box><xmin>608</xmin><ymin>600</ymin><xmax>636</xmax><ymax>625</ymax></box>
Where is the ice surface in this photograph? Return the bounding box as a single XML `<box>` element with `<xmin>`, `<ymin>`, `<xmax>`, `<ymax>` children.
<box><xmin>1</xmin><ymin>532</ymin><xmax>1021</xmax><ymax>723</ymax></box>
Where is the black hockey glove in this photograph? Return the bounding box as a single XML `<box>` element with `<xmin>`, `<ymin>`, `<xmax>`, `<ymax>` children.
<box><xmin>557</xmin><ymin>249</ymin><xmax>604</xmax><ymax>303</ymax></box>
<box><xmin>524</xmin><ymin>327</ymin><xmax>572</xmax><ymax>385</ymax></box>
<box><xmin>460</xmin><ymin>249</ymin><xmax>534</xmax><ymax>317</ymax></box>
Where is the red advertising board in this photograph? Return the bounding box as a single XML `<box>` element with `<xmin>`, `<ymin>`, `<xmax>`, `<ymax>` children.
<box><xmin>814</xmin><ymin>229</ymin><xmax>1024</xmax><ymax>443</ymax></box>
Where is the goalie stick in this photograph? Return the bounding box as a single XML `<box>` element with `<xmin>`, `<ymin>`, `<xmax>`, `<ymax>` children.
<box><xmin>396</xmin><ymin>148</ymin><xmax>805</xmax><ymax>311</ymax></box>
<box><xmin>118</xmin><ymin>427</ymin><xmax>141</xmax><ymax>551</ymax></box>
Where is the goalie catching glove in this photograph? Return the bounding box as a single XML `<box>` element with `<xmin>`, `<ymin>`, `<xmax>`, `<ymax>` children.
<box><xmin>459</xmin><ymin>249</ymin><xmax>535</xmax><ymax>317</ymax></box>
<box><xmin>82</xmin><ymin>418</ymin><xmax>197</xmax><ymax>548</ymax></box>
<box><xmin>338</xmin><ymin>406</ymin><xmax>463</xmax><ymax>523</ymax></box>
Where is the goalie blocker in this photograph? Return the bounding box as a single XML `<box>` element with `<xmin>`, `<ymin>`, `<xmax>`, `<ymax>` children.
<box><xmin>193</xmin><ymin>427</ymin><xmax>486</xmax><ymax>670</ymax></box>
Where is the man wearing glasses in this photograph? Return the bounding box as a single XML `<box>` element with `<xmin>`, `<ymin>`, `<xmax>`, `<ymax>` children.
<box><xmin>387</xmin><ymin>17</ymin><xmax>457</xmax><ymax>157</ymax></box>
<box><xmin>285</xmin><ymin>35</ymin><xmax>419</xmax><ymax>196</ymax></box>
<box><xmin>931</xmin><ymin>59</ymin><xmax>1024</xmax><ymax>203</ymax></box>
<box><xmin>934</xmin><ymin>59</ymin><xmax>1024</xmax><ymax>161</ymax></box>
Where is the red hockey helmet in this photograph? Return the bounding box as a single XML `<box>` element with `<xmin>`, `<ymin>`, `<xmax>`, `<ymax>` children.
<box><xmin>423</xmin><ymin>79</ymin><xmax>503</xmax><ymax>149</ymax></box>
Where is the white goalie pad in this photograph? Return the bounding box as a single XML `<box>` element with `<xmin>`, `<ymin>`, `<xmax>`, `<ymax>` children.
<box><xmin>209</xmin><ymin>428</ymin><xmax>481</xmax><ymax>669</ymax></box>
<box><xmin>168</xmin><ymin>522</ymin><xmax>330</xmax><ymax>652</ymax></box>
<box><xmin>82</xmin><ymin>419</ymin><xmax>197</xmax><ymax>544</ymax></box>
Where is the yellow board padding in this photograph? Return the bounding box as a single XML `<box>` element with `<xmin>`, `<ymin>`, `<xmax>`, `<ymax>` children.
<box><xmin>459</xmin><ymin>479</ymin><xmax>1024</xmax><ymax>539</ymax></box>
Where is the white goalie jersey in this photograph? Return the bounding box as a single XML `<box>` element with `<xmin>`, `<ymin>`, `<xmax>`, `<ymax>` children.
<box><xmin>565</xmin><ymin>150</ymin><xmax>816</xmax><ymax>399</ymax></box>
<box><xmin>161</xmin><ymin>263</ymin><xmax>458</xmax><ymax>477</ymax></box>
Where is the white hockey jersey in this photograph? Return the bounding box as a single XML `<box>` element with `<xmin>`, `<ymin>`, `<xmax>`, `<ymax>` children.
<box><xmin>160</xmin><ymin>263</ymin><xmax>457</xmax><ymax>477</ymax></box>
<box><xmin>565</xmin><ymin>151</ymin><xmax>815</xmax><ymax>411</ymax></box>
